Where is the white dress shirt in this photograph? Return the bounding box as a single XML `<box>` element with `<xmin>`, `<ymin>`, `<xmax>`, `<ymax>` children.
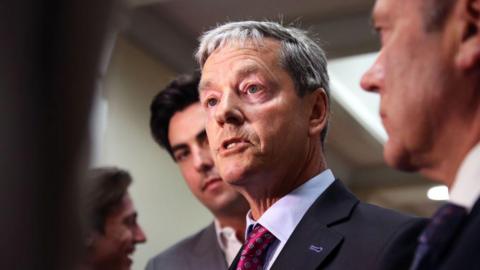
<box><xmin>214</xmin><ymin>219</ymin><xmax>243</xmax><ymax>266</ymax></box>
<box><xmin>244</xmin><ymin>169</ymin><xmax>335</xmax><ymax>270</ymax></box>
<box><xmin>449</xmin><ymin>143</ymin><xmax>480</xmax><ymax>212</ymax></box>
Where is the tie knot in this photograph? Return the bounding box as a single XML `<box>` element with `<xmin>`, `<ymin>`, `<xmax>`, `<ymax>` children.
<box><xmin>237</xmin><ymin>224</ymin><xmax>276</xmax><ymax>270</ymax></box>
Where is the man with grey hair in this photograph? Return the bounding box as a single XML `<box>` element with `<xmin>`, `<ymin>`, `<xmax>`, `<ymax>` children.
<box><xmin>361</xmin><ymin>0</ymin><xmax>480</xmax><ymax>269</ymax></box>
<box><xmin>196</xmin><ymin>21</ymin><xmax>426</xmax><ymax>270</ymax></box>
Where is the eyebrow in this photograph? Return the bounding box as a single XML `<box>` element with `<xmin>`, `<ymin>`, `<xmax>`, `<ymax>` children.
<box><xmin>171</xmin><ymin>143</ymin><xmax>188</xmax><ymax>154</ymax></box>
<box><xmin>171</xmin><ymin>129</ymin><xmax>208</xmax><ymax>153</ymax></box>
<box><xmin>199</xmin><ymin>65</ymin><xmax>262</xmax><ymax>92</ymax></box>
<box><xmin>196</xmin><ymin>129</ymin><xmax>207</xmax><ymax>142</ymax></box>
<box><xmin>198</xmin><ymin>80</ymin><xmax>211</xmax><ymax>93</ymax></box>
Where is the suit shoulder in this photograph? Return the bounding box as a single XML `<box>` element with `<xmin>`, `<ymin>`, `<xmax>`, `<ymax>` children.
<box><xmin>355</xmin><ymin>202</ymin><xmax>426</xmax><ymax>225</ymax></box>
<box><xmin>146</xmin><ymin>224</ymin><xmax>217</xmax><ymax>269</ymax></box>
<box><xmin>352</xmin><ymin>203</ymin><xmax>428</xmax><ymax>270</ymax></box>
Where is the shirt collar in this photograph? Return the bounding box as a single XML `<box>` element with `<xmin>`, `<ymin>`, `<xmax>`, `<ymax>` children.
<box><xmin>214</xmin><ymin>219</ymin><xmax>237</xmax><ymax>250</ymax></box>
<box><xmin>450</xmin><ymin>143</ymin><xmax>480</xmax><ymax>212</ymax></box>
<box><xmin>245</xmin><ymin>169</ymin><xmax>335</xmax><ymax>242</ymax></box>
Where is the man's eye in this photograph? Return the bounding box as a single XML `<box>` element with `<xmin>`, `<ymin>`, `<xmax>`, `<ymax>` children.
<box><xmin>207</xmin><ymin>98</ymin><xmax>218</xmax><ymax>107</ymax></box>
<box><xmin>247</xmin><ymin>85</ymin><xmax>259</xmax><ymax>94</ymax></box>
<box><xmin>175</xmin><ymin>151</ymin><xmax>189</xmax><ymax>162</ymax></box>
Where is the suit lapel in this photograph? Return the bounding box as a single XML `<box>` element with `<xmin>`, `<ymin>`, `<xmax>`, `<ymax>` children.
<box><xmin>271</xmin><ymin>180</ymin><xmax>358</xmax><ymax>270</ymax></box>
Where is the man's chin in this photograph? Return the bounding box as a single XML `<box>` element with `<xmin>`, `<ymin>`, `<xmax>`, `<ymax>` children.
<box><xmin>220</xmin><ymin>171</ymin><xmax>249</xmax><ymax>187</ymax></box>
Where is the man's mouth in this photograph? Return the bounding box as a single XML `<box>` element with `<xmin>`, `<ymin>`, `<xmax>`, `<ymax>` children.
<box><xmin>202</xmin><ymin>176</ymin><xmax>223</xmax><ymax>191</ymax></box>
<box><xmin>220</xmin><ymin>137</ymin><xmax>250</xmax><ymax>155</ymax></box>
<box><xmin>125</xmin><ymin>248</ymin><xmax>134</xmax><ymax>265</ymax></box>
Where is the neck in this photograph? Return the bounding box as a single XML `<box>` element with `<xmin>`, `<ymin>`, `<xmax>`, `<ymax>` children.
<box><xmin>420</xmin><ymin>106</ymin><xmax>480</xmax><ymax>187</ymax></box>
<box><xmin>242</xmin><ymin>147</ymin><xmax>327</xmax><ymax>220</ymax></box>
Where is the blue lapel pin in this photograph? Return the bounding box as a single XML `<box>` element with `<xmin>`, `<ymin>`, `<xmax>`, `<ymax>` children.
<box><xmin>309</xmin><ymin>244</ymin><xmax>323</xmax><ymax>253</ymax></box>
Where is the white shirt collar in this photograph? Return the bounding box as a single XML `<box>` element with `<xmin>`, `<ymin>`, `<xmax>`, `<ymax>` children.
<box><xmin>245</xmin><ymin>169</ymin><xmax>335</xmax><ymax>242</ymax></box>
<box><xmin>214</xmin><ymin>219</ymin><xmax>243</xmax><ymax>266</ymax></box>
<box><xmin>449</xmin><ymin>143</ymin><xmax>480</xmax><ymax>212</ymax></box>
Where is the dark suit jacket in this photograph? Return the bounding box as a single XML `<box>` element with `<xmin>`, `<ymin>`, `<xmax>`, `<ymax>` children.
<box><xmin>146</xmin><ymin>222</ymin><xmax>228</xmax><ymax>270</ymax></box>
<box><xmin>435</xmin><ymin>197</ymin><xmax>480</xmax><ymax>270</ymax></box>
<box><xmin>229</xmin><ymin>180</ymin><xmax>427</xmax><ymax>270</ymax></box>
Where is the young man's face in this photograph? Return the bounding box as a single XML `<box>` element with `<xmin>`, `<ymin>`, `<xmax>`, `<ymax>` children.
<box><xmin>168</xmin><ymin>102</ymin><xmax>246</xmax><ymax>215</ymax></box>
<box><xmin>90</xmin><ymin>193</ymin><xmax>146</xmax><ymax>270</ymax></box>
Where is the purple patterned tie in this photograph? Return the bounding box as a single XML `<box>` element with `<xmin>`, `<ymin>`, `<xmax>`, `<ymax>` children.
<box><xmin>237</xmin><ymin>224</ymin><xmax>276</xmax><ymax>270</ymax></box>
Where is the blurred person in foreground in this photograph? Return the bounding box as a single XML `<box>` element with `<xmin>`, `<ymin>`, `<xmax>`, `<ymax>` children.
<box><xmin>361</xmin><ymin>0</ymin><xmax>480</xmax><ymax>269</ymax></box>
<box><xmin>196</xmin><ymin>20</ymin><xmax>426</xmax><ymax>270</ymax></box>
<box><xmin>81</xmin><ymin>167</ymin><xmax>146</xmax><ymax>270</ymax></box>
<box><xmin>147</xmin><ymin>72</ymin><xmax>249</xmax><ymax>269</ymax></box>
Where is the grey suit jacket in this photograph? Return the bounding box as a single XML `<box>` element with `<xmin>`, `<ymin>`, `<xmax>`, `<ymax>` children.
<box><xmin>146</xmin><ymin>223</ymin><xmax>228</xmax><ymax>270</ymax></box>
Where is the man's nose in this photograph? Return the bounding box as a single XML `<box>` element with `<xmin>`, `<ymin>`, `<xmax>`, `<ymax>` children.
<box><xmin>134</xmin><ymin>225</ymin><xmax>147</xmax><ymax>244</ymax></box>
<box><xmin>360</xmin><ymin>53</ymin><xmax>384</xmax><ymax>93</ymax></box>
<box><xmin>214</xmin><ymin>89</ymin><xmax>245</xmax><ymax>127</ymax></box>
<box><xmin>192</xmin><ymin>146</ymin><xmax>214</xmax><ymax>173</ymax></box>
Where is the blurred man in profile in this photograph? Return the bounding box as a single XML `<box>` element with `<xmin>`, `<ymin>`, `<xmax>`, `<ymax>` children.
<box><xmin>361</xmin><ymin>0</ymin><xmax>480</xmax><ymax>269</ymax></box>
<box><xmin>147</xmin><ymin>72</ymin><xmax>249</xmax><ymax>269</ymax></box>
<box><xmin>82</xmin><ymin>167</ymin><xmax>147</xmax><ymax>270</ymax></box>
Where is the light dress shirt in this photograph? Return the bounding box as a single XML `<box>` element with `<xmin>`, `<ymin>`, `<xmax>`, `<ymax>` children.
<box><xmin>450</xmin><ymin>143</ymin><xmax>480</xmax><ymax>213</ymax></box>
<box><xmin>244</xmin><ymin>169</ymin><xmax>335</xmax><ymax>270</ymax></box>
<box><xmin>214</xmin><ymin>219</ymin><xmax>243</xmax><ymax>266</ymax></box>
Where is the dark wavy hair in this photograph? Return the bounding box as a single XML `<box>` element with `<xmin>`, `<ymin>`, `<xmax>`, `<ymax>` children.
<box><xmin>85</xmin><ymin>167</ymin><xmax>132</xmax><ymax>234</ymax></box>
<box><xmin>150</xmin><ymin>71</ymin><xmax>200</xmax><ymax>158</ymax></box>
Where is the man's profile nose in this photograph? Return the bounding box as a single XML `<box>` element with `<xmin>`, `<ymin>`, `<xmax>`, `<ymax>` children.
<box><xmin>135</xmin><ymin>225</ymin><xmax>147</xmax><ymax>244</ymax></box>
<box><xmin>360</xmin><ymin>54</ymin><xmax>384</xmax><ymax>93</ymax></box>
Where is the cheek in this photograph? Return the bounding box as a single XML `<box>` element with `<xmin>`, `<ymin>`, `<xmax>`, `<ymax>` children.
<box><xmin>252</xmin><ymin>108</ymin><xmax>302</xmax><ymax>151</ymax></box>
<box><xmin>206</xmin><ymin>120</ymin><xmax>221</xmax><ymax>149</ymax></box>
<box><xmin>181</xmin><ymin>169</ymin><xmax>201</xmax><ymax>193</ymax></box>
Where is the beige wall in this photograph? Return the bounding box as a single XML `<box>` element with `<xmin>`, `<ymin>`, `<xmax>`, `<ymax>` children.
<box><xmin>97</xmin><ymin>36</ymin><xmax>213</xmax><ymax>270</ymax></box>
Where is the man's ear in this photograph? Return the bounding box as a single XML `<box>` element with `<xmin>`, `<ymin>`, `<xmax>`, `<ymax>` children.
<box><xmin>308</xmin><ymin>88</ymin><xmax>329</xmax><ymax>137</ymax></box>
<box><xmin>456</xmin><ymin>0</ymin><xmax>480</xmax><ymax>71</ymax></box>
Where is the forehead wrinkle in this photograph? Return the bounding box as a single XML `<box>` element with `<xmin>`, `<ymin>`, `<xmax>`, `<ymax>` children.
<box><xmin>201</xmin><ymin>41</ymin><xmax>285</xmax><ymax>93</ymax></box>
<box><xmin>198</xmin><ymin>80</ymin><xmax>211</xmax><ymax>93</ymax></box>
<box><xmin>233</xmin><ymin>49</ymin><xmax>283</xmax><ymax>84</ymax></box>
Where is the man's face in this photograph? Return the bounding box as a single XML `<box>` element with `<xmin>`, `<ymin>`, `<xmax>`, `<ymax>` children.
<box><xmin>360</xmin><ymin>0</ymin><xmax>459</xmax><ymax>173</ymax></box>
<box><xmin>199</xmin><ymin>39</ymin><xmax>316</xmax><ymax>188</ymax></box>
<box><xmin>91</xmin><ymin>193</ymin><xmax>146</xmax><ymax>270</ymax></box>
<box><xmin>168</xmin><ymin>103</ymin><xmax>245</xmax><ymax>214</ymax></box>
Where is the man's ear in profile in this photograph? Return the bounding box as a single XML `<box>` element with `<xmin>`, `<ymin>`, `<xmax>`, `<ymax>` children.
<box><xmin>456</xmin><ymin>0</ymin><xmax>480</xmax><ymax>71</ymax></box>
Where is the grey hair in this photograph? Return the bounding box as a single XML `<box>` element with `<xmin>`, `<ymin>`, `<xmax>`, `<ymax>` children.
<box><xmin>422</xmin><ymin>0</ymin><xmax>456</xmax><ymax>32</ymax></box>
<box><xmin>195</xmin><ymin>21</ymin><xmax>330</xmax><ymax>97</ymax></box>
<box><xmin>195</xmin><ymin>21</ymin><xmax>330</xmax><ymax>144</ymax></box>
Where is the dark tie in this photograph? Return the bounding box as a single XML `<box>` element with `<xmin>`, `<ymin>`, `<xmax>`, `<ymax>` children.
<box><xmin>410</xmin><ymin>203</ymin><xmax>467</xmax><ymax>270</ymax></box>
<box><xmin>236</xmin><ymin>224</ymin><xmax>277</xmax><ymax>270</ymax></box>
